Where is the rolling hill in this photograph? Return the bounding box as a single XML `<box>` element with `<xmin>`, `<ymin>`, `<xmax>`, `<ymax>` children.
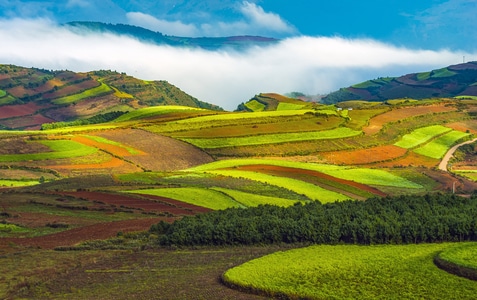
<box><xmin>322</xmin><ymin>61</ymin><xmax>477</xmax><ymax>104</ymax></box>
<box><xmin>66</xmin><ymin>21</ymin><xmax>279</xmax><ymax>51</ymax></box>
<box><xmin>2</xmin><ymin>62</ymin><xmax>477</xmax><ymax>298</ymax></box>
<box><xmin>0</xmin><ymin>65</ymin><xmax>222</xmax><ymax>129</ymax></box>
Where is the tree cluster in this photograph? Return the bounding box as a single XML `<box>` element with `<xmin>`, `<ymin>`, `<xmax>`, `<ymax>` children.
<box><xmin>41</xmin><ymin>111</ymin><xmax>126</xmax><ymax>130</ymax></box>
<box><xmin>153</xmin><ymin>193</ymin><xmax>477</xmax><ymax>246</ymax></box>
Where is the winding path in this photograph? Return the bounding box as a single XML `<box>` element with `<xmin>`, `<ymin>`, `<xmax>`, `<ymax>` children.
<box><xmin>438</xmin><ymin>138</ymin><xmax>477</xmax><ymax>171</ymax></box>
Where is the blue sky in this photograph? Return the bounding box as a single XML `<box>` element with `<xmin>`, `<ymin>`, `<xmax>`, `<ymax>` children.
<box><xmin>0</xmin><ymin>1</ymin><xmax>476</xmax><ymax>109</ymax></box>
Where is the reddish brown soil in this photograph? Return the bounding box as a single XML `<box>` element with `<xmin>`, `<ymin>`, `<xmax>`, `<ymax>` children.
<box><xmin>0</xmin><ymin>113</ymin><xmax>55</xmax><ymax>129</ymax></box>
<box><xmin>54</xmin><ymin>191</ymin><xmax>211</xmax><ymax>215</ymax></box>
<box><xmin>95</xmin><ymin>129</ymin><xmax>214</xmax><ymax>171</ymax></box>
<box><xmin>363</xmin><ymin>104</ymin><xmax>456</xmax><ymax>135</ymax></box>
<box><xmin>2</xmin><ymin>218</ymin><xmax>167</xmax><ymax>250</ymax></box>
<box><xmin>235</xmin><ymin>164</ymin><xmax>387</xmax><ymax>197</ymax></box>
<box><xmin>320</xmin><ymin>145</ymin><xmax>407</xmax><ymax>165</ymax></box>
<box><xmin>41</xmin><ymin>79</ymin><xmax>100</xmax><ymax>100</ymax></box>
<box><xmin>0</xmin><ymin>102</ymin><xmax>44</xmax><ymax>119</ymax></box>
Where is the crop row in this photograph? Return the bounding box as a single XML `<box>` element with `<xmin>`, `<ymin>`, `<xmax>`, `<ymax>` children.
<box><xmin>127</xmin><ymin>186</ymin><xmax>303</xmax><ymax>210</ymax></box>
<box><xmin>187</xmin><ymin>159</ymin><xmax>422</xmax><ymax>189</ymax></box>
<box><xmin>223</xmin><ymin>243</ymin><xmax>477</xmax><ymax>299</ymax></box>
<box><xmin>180</xmin><ymin>127</ymin><xmax>362</xmax><ymax>149</ymax></box>
<box><xmin>394</xmin><ymin>125</ymin><xmax>452</xmax><ymax>149</ymax></box>
<box><xmin>0</xmin><ymin>140</ymin><xmax>98</xmax><ymax>162</ymax></box>
<box><xmin>413</xmin><ymin>130</ymin><xmax>470</xmax><ymax>159</ymax></box>
<box><xmin>113</xmin><ymin>105</ymin><xmax>206</xmax><ymax>122</ymax></box>
<box><xmin>52</xmin><ymin>83</ymin><xmax>112</xmax><ymax>105</ymax></box>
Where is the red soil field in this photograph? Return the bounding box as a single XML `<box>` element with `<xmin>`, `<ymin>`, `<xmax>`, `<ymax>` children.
<box><xmin>375</xmin><ymin>152</ymin><xmax>439</xmax><ymax>168</ymax></box>
<box><xmin>320</xmin><ymin>145</ymin><xmax>407</xmax><ymax>165</ymax></box>
<box><xmin>0</xmin><ymin>113</ymin><xmax>55</xmax><ymax>129</ymax></box>
<box><xmin>55</xmin><ymin>191</ymin><xmax>211</xmax><ymax>215</ymax></box>
<box><xmin>2</xmin><ymin>218</ymin><xmax>168</xmax><ymax>250</ymax></box>
<box><xmin>363</xmin><ymin>104</ymin><xmax>456</xmax><ymax>135</ymax></box>
<box><xmin>235</xmin><ymin>164</ymin><xmax>387</xmax><ymax>197</ymax></box>
<box><xmin>0</xmin><ymin>102</ymin><xmax>44</xmax><ymax>119</ymax></box>
<box><xmin>95</xmin><ymin>129</ymin><xmax>214</xmax><ymax>171</ymax></box>
<box><xmin>41</xmin><ymin>79</ymin><xmax>100</xmax><ymax>100</ymax></box>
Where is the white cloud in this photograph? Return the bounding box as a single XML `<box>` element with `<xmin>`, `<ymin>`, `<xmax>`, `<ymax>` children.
<box><xmin>126</xmin><ymin>12</ymin><xmax>200</xmax><ymax>36</ymax></box>
<box><xmin>0</xmin><ymin>18</ymin><xmax>473</xmax><ymax>110</ymax></box>
<box><xmin>126</xmin><ymin>1</ymin><xmax>297</xmax><ymax>37</ymax></box>
<box><xmin>240</xmin><ymin>1</ymin><xmax>296</xmax><ymax>34</ymax></box>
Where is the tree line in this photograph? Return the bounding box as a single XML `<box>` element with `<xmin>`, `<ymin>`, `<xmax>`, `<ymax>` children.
<box><xmin>152</xmin><ymin>193</ymin><xmax>477</xmax><ymax>246</ymax></box>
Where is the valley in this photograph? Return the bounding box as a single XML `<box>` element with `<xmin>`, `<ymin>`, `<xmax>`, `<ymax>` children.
<box><xmin>1</xmin><ymin>63</ymin><xmax>477</xmax><ymax>299</ymax></box>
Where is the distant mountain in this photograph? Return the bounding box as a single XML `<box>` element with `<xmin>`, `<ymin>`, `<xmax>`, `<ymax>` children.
<box><xmin>0</xmin><ymin>65</ymin><xmax>222</xmax><ymax>130</ymax></box>
<box><xmin>322</xmin><ymin>62</ymin><xmax>477</xmax><ymax>104</ymax></box>
<box><xmin>66</xmin><ymin>22</ymin><xmax>279</xmax><ymax>51</ymax></box>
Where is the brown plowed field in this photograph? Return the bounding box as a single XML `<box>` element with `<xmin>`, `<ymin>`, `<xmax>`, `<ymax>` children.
<box><xmin>2</xmin><ymin>218</ymin><xmax>167</xmax><ymax>250</ymax></box>
<box><xmin>363</xmin><ymin>104</ymin><xmax>456</xmax><ymax>135</ymax></box>
<box><xmin>0</xmin><ymin>113</ymin><xmax>55</xmax><ymax>129</ymax></box>
<box><xmin>320</xmin><ymin>145</ymin><xmax>407</xmax><ymax>165</ymax></box>
<box><xmin>95</xmin><ymin>129</ymin><xmax>214</xmax><ymax>171</ymax></box>
<box><xmin>235</xmin><ymin>164</ymin><xmax>387</xmax><ymax>197</ymax></box>
<box><xmin>0</xmin><ymin>102</ymin><xmax>44</xmax><ymax>119</ymax></box>
<box><xmin>55</xmin><ymin>191</ymin><xmax>211</xmax><ymax>215</ymax></box>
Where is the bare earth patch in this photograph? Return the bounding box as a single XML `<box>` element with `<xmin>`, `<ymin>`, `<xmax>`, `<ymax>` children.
<box><xmin>95</xmin><ymin>129</ymin><xmax>214</xmax><ymax>171</ymax></box>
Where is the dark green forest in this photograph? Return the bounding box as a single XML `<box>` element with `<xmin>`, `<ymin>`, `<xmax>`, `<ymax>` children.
<box><xmin>153</xmin><ymin>193</ymin><xmax>477</xmax><ymax>246</ymax></box>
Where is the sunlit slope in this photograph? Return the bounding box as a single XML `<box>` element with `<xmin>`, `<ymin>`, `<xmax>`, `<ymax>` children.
<box><xmin>0</xmin><ymin>65</ymin><xmax>222</xmax><ymax>130</ymax></box>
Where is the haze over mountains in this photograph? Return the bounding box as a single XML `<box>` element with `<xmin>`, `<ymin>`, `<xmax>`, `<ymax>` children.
<box><xmin>1</xmin><ymin>19</ymin><xmax>473</xmax><ymax>110</ymax></box>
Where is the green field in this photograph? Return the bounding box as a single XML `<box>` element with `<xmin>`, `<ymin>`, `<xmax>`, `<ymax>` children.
<box><xmin>437</xmin><ymin>243</ymin><xmax>477</xmax><ymax>270</ymax></box>
<box><xmin>413</xmin><ymin>130</ymin><xmax>470</xmax><ymax>159</ymax></box>
<box><xmin>207</xmin><ymin>169</ymin><xmax>350</xmax><ymax>203</ymax></box>
<box><xmin>188</xmin><ymin>159</ymin><xmax>422</xmax><ymax>189</ymax></box>
<box><xmin>394</xmin><ymin>125</ymin><xmax>452</xmax><ymax>149</ymax></box>
<box><xmin>128</xmin><ymin>187</ymin><xmax>242</xmax><ymax>210</ymax></box>
<box><xmin>113</xmin><ymin>105</ymin><xmax>206</xmax><ymax>122</ymax></box>
<box><xmin>0</xmin><ymin>140</ymin><xmax>98</xmax><ymax>162</ymax></box>
<box><xmin>52</xmin><ymin>83</ymin><xmax>112</xmax><ymax>105</ymax></box>
<box><xmin>211</xmin><ymin>187</ymin><xmax>303</xmax><ymax>207</ymax></box>
<box><xmin>223</xmin><ymin>243</ymin><xmax>477</xmax><ymax>299</ymax></box>
<box><xmin>181</xmin><ymin>127</ymin><xmax>362</xmax><ymax>148</ymax></box>
<box><xmin>0</xmin><ymin>179</ymin><xmax>40</xmax><ymax>187</ymax></box>
<box><xmin>276</xmin><ymin>102</ymin><xmax>305</xmax><ymax>110</ymax></box>
<box><xmin>244</xmin><ymin>100</ymin><xmax>266</xmax><ymax>112</ymax></box>
<box><xmin>0</xmin><ymin>89</ymin><xmax>6</xmax><ymax>98</ymax></box>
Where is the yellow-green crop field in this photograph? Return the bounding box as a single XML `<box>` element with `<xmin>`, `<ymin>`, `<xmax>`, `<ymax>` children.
<box><xmin>52</xmin><ymin>83</ymin><xmax>112</xmax><ymax>105</ymax></box>
<box><xmin>394</xmin><ymin>125</ymin><xmax>453</xmax><ymax>149</ymax></box>
<box><xmin>0</xmin><ymin>140</ymin><xmax>97</xmax><ymax>162</ymax></box>
<box><xmin>223</xmin><ymin>243</ymin><xmax>477</xmax><ymax>299</ymax></box>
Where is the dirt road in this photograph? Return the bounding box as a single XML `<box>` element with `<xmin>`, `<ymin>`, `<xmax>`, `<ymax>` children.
<box><xmin>438</xmin><ymin>138</ymin><xmax>477</xmax><ymax>171</ymax></box>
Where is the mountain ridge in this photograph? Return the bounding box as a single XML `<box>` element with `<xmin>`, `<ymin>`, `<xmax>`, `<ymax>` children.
<box><xmin>322</xmin><ymin>61</ymin><xmax>477</xmax><ymax>104</ymax></box>
<box><xmin>66</xmin><ymin>21</ymin><xmax>279</xmax><ymax>50</ymax></box>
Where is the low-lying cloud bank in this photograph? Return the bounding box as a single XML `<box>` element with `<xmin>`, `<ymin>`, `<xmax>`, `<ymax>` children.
<box><xmin>0</xmin><ymin>18</ymin><xmax>473</xmax><ymax>110</ymax></box>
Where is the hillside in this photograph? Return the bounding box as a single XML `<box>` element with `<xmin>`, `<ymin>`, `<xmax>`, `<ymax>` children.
<box><xmin>66</xmin><ymin>22</ymin><xmax>279</xmax><ymax>51</ymax></box>
<box><xmin>322</xmin><ymin>61</ymin><xmax>477</xmax><ymax>104</ymax></box>
<box><xmin>2</xmin><ymin>63</ymin><xmax>477</xmax><ymax>298</ymax></box>
<box><xmin>236</xmin><ymin>93</ymin><xmax>316</xmax><ymax>112</ymax></box>
<box><xmin>0</xmin><ymin>65</ymin><xmax>222</xmax><ymax>130</ymax></box>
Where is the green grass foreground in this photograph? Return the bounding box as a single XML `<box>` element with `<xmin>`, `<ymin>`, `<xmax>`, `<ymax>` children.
<box><xmin>223</xmin><ymin>243</ymin><xmax>477</xmax><ymax>299</ymax></box>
